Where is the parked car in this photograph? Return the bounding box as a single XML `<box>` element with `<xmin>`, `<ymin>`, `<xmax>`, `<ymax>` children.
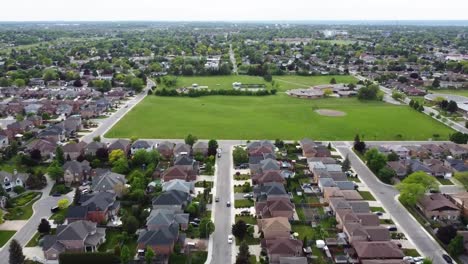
<box><xmin>226</xmin><ymin>201</ymin><xmax>231</xmax><ymax>207</ymax></box>
<box><xmin>52</xmin><ymin>192</ymin><xmax>61</xmax><ymax>197</ymax></box>
<box><xmin>413</xmin><ymin>257</ymin><xmax>424</xmax><ymax>262</ymax></box>
<box><xmin>51</xmin><ymin>206</ymin><xmax>59</xmax><ymax>213</ymax></box>
<box><xmin>240</xmin><ymin>209</ymin><xmax>250</xmax><ymax>215</ymax></box>
<box><xmin>442</xmin><ymin>254</ymin><xmax>453</xmax><ymax>263</ymax></box>
<box><xmin>374</xmin><ymin>211</ymin><xmax>383</xmax><ymax>216</ymax></box>
<box><xmin>215</xmin><ymin>197</ymin><xmax>219</xmax><ymax>202</ymax></box>
<box><xmin>217</xmin><ymin>153</ymin><xmax>221</xmax><ymax>158</ymax></box>
<box><xmin>243</xmin><ymin>193</ymin><xmax>253</xmax><ymax>198</ymax></box>
<box><xmin>189</xmin><ymin>221</ymin><xmax>199</xmax><ymax>227</ymax></box>
<box><xmin>228</xmin><ymin>235</ymin><xmax>233</xmax><ymax>244</ymax></box>
<box><xmin>387</xmin><ymin>226</ymin><xmax>397</xmax><ymax>232</ymax></box>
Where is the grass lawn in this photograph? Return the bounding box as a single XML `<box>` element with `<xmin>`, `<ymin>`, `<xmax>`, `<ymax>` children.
<box><xmin>234</xmin><ymin>174</ymin><xmax>251</xmax><ymax>180</ymax></box>
<box><xmin>380</xmin><ymin>219</ymin><xmax>395</xmax><ymax>225</ymax></box>
<box><xmin>0</xmin><ymin>231</ymin><xmax>16</xmax><ymax>247</ymax></box>
<box><xmin>295</xmin><ymin>207</ymin><xmax>306</xmax><ymax>221</ymax></box>
<box><xmin>49</xmin><ymin>207</ymin><xmax>68</xmax><ymax>223</ymax></box>
<box><xmin>274</xmin><ymin>75</ymin><xmax>357</xmax><ymax>91</ymax></box>
<box><xmin>291</xmin><ymin>224</ymin><xmax>315</xmax><ymax>240</ymax></box>
<box><xmin>347</xmin><ymin>176</ymin><xmax>361</xmax><ymax>182</ymax></box>
<box><xmin>194</xmin><ymin>181</ymin><xmax>214</xmax><ymax>188</ymax></box>
<box><xmin>403</xmin><ymin>248</ymin><xmax>421</xmax><ymax>257</ymax></box>
<box><xmin>358</xmin><ymin>191</ymin><xmax>376</xmax><ymax>201</ymax></box>
<box><xmin>235</xmin><ymin>215</ymin><xmax>257</xmax><ymax>225</ymax></box>
<box><xmin>26</xmin><ymin>232</ymin><xmax>41</xmax><ymax>247</ymax></box>
<box><xmin>107</xmin><ymin>95</ymin><xmax>453</xmax><ymax>140</ymax></box>
<box><xmin>98</xmin><ymin>230</ymin><xmax>137</xmax><ymax>254</ymax></box>
<box><xmin>427</xmin><ymin>89</ymin><xmax>468</xmax><ymax>97</ymax></box>
<box><xmin>234</xmin><ymin>199</ymin><xmax>254</xmax><ymax>208</ymax></box>
<box><xmin>234</xmin><ymin>184</ymin><xmax>253</xmax><ymax>193</ymax></box>
<box><xmin>4</xmin><ymin>192</ymin><xmax>42</xmax><ymax>220</ymax></box>
<box><xmin>169</xmin><ymin>251</ymin><xmax>207</xmax><ymax>264</ymax></box>
<box><xmin>370</xmin><ymin>207</ymin><xmax>385</xmax><ymax>213</ymax></box>
<box><xmin>158</xmin><ymin>75</ymin><xmax>270</xmax><ymax>90</ymax></box>
<box><xmin>236</xmin><ymin>235</ymin><xmax>261</xmax><ymax>245</ymax></box>
<box><xmin>436</xmin><ymin>177</ymin><xmax>453</xmax><ymax>185</ymax></box>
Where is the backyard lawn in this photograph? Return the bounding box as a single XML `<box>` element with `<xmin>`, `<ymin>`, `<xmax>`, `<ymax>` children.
<box><xmin>107</xmin><ymin>94</ymin><xmax>453</xmax><ymax>140</ymax></box>
<box><xmin>358</xmin><ymin>191</ymin><xmax>376</xmax><ymax>201</ymax></box>
<box><xmin>291</xmin><ymin>224</ymin><xmax>315</xmax><ymax>240</ymax></box>
<box><xmin>0</xmin><ymin>230</ymin><xmax>16</xmax><ymax>247</ymax></box>
<box><xmin>98</xmin><ymin>230</ymin><xmax>137</xmax><ymax>253</ymax></box>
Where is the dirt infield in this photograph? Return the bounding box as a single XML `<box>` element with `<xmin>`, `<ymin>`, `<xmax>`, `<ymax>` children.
<box><xmin>314</xmin><ymin>109</ymin><xmax>346</xmax><ymax>117</ymax></box>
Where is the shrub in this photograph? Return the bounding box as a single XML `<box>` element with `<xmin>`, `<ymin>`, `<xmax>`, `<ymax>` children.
<box><xmin>13</xmin><ymin>186</ymin><xmax>25</xmax><ymax>194</ymax></box>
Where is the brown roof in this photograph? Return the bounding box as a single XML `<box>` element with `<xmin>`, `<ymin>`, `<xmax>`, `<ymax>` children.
<box><xmin>353</xmin><ymin>241</ymin><xmax>404</xmax><ymax>259</ymax></box>
<box><xmin>263</xmin><ymin>238</ymin><xmax>302</xmax><ymax>255</ymax></box>
<box><xmin>361</xmin><ymin>260</ymin><xmax>409</xmax><ymax>264</ymax></box>
<box><xmin>341</xmin><ymin>190</ymin><xmax>363</xmax><ymax>201</ymax></box>
<box><xmin>344</xmin><ymin>222</ymin><xmax>390</xmax><ymax>241</ymax></box>
<box><xmin>418</xmin><ymin>193</ymin><xmax>459</xmax><ymax>212</ymax></box>
<box><xmin>258</xmin><ymin>217</ymin><xmax>291</xmax><ymax>238</ymax></box>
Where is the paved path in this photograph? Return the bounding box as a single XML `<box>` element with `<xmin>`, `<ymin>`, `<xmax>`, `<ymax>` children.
<box><xmin>208</xmin><ymin>142</ymin><xmax>235</xmax><ymax>264</ymax></box>
<box><xmin>0</xmin><ymin>177</ymin><xmax>71</xmax><ymax>261</ymax></box>
<box><xmin>229</xmin><ymin>44</ymin><xmax>237</xmax><ymax>74</ymax></box>
<box><xmin>0</xmin><ymin>220</ymin><xmax>28</xmax><ymax>231</ymax></box>
<box><xmin>334</xmin><ymin>142</ymin><xmax>453</xmax><ymax>264</ymax></box>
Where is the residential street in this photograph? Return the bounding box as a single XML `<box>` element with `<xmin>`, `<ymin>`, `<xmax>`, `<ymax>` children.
<box><xmin>82</xmin><ymin>79</ymin><xmax>153</xmax><ymax>143</ymax></box>
<box><xmin>335</xmin><ymin>142</ymin><xmax>453</xmax><ymax>264</ymax></box>
<box><xmin>0</xmin><ymin>177</ymin><xmax>72</xmax><ymax>261</ymax></box>
<box><xmin>209</xmin><ymin>142</ymin><xmax>235</xmax><ymax>264</ymax></box>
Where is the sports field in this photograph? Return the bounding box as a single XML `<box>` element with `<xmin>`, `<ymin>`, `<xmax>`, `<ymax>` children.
<box><xmin>106</xmin><ymin>94</ymin><xmax>453</xmax><ymax>140</ymax></box>
<box><xmin>158</xmin><ymin>75</ymin><xmax>356</xmax><ymax>91</ymax></box>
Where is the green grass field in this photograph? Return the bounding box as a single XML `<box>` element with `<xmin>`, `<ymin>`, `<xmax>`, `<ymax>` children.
<box><xmin>428</xmin><ymin>89</ymin><xmax>468</xmax><ymax>97</ymax></box>
<box><xmin>107</xmin><ymin>94</ymin><xmax>453</xmax><ymax>140</ymax></box>
<box><xmin>0</xmin><ymin>231</ymin><xmax>16</xmax><ymax>247</ymax></box>
<box><xmin>157</xmin><ymin>75</ymin><xmax>356</xmax><ymax>92</ymax></box>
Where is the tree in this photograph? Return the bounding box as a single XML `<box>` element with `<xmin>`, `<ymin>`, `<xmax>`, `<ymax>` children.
<box><xmin>47</xmin><ymin>161</ymin><xmax>64</xmax><ymax>182</ymax></box>
<box><xmin>55</xmin><ymin>146</ymin><xmax>65</xmax><ymax>165</ymax></box>
<box><xmin>123</xmin><ymin>215</ymin><xmax>139</xmax><ymax>234</ymax></box>
<box><xmin>450</xmin><ymin>132</ymin><xmax>468</xmax><ymax>144</ymax></box>
<box><xmin>436</xmin><ymin>225</ymin><xmax>457</xmax><ymax>245</ymax></box>
<box><xmin>232</xmin><ymin>220</ymin><xmax>248</xmax><ymax>240</ymax></box>
<box><xmin>323</xmin><ymin>88</ymin><xmax>333</xmax><ymax>97</ymax></box>
<box><xmin>0</xmin><ymin>210</ymin><xmax>4</xmax><ymax>225</ymax></box>
<box><xmin>387</xmin><ymin>152</ymin><xmax>399</xmax><ymax>161</ymax></box>
<box><xmin>208</xmin><ymin>139</ymin><xmax>219</xmax><ymax>156</ymax></box>
<box><xmin>109</xmin><ymin>149</ymin><xmax>125</xmax><ymax>164</ymax></box>
<box><xmin>330</xmin><ymin>77</ymin><xmax>337</xmax><ymax>84</ymax></box>
<box><xmin>353</xmin><ymin>135</ymin><xmax>366</xmax><ymax>153</ymax></box>
<box><xmin>185</xmin><ymin>134</ymin><xmax>198</xmax><ymax>146</ymax></box>
<box><xmin>132</xmin><ymin>149</ymin><xmax>151</xmax><ymax>169</ymax></box>
<box><xmin>432</xmin><ymin>78</ymin><xmax>440</xmax><ymax>88</ymax></box>
<box><xmin>73</xmin><ymin>187</ymin><xmax>81</xmax><ymax>205</ymax></box>
<box><xmin>9</xmin><ymin>239</ymin><xmax>25</xmax><ymax>264</ymax></box>
<box><xmin>377</xmin><ymin>166</ymin><xmax>396</xmax><ymax>184</ymax></box>
<box><xmin>447</xmin><ymin>100</ymin><xmax>458</xmax><ymax>113</ymax></box>
<box><xmin>185</xmin><ymin>202</ymin><xmax>200</xmax><ymax>217</ymax></box>
<box><xmin>235</xmin><ymin>241</ymin><xmax>250</xmax><ymax>264</ymax></box>
<box><xmin>30</xmin><ymin>149</ymin><xmax>42</xmax><ymax>161</ymax></box>
<box><xmin>95</xmin><ymin>148</ymin><xmax>109</xmax><ymax>162</ymax></box>
<box><xmin>112</xmin><ymin>158</ymin><xmax>130</xmax><ymax>174</ymax></box>
<box><xmin>357</xmin><ymin>84</ymin><xmax>380</xmax><ymax>100</ymax></box>
<box><xmin>93</xmin><ymin>135</ymin><xmax>101</xmax><ymax>142</ymax></box>
<box><xmin>199</xmin><ymin>218</ymin><xmax>215</xmax><ymax>238</ymax></box>
<box><xmin>402</xmin><ymin>171</ymin><xmax>439</xmax><ymax>191</ymax></box>
<box><xmin>57</xmin><ymin>198</ymin><xmax>69</xmax><ymax>209</ymax></box>
<box><xmin>145</xmin><ymin>247</ymin><xmax>155</xmax><ymax>264</ymax></box>
<box><xmin>342</xmin><ymin>155</ymin><xmax>351</xmax><ymax>172</ymax></box>
<box><xmin>364</xmin><ymin>148</ymin><xmax>387</xmax><ymax>173</ymax></box>
<box><xmin>448</xmin><ymin>235</ymin><xmax>464</xmax><ymax>256</ymax></box>
<box><xmin>120</xmin><ymin>245</ymin><xmax>131</xmax><ymax>264</ymax></box>
<box><xmin>38</xmin><ymin>218</ymin><xmax>51</xmax><ymax>234</ymax></box>
<box><xmin>233</xmin><ymin>147</ymin><xmax>248</xmax><ymax>166</ymax></box>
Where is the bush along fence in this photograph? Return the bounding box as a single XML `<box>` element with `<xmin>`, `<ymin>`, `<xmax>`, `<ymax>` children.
<box><xmin>154</xmin><ymin>88</ymin><xmax>277</xmax><ymax>97</ymax></box>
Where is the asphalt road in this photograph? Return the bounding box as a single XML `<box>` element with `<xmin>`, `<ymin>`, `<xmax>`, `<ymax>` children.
<box><xmin>209</xmin><ymin>142</ymin><xmax>235</xmax><ymax>264</ymax></box>
<box><xmin>82</xmin><ymin>79</ymin><xmax>153</xmax><ymax>143</ymax></box>
<box><xmin>334</xmin><ymin>142</ymin><xmax>452</xmax><ymax>264</ymax></box>
<box><xmin>0</xmin><ymin>177</ymin><xmax>71</xmax><ymax>261</ymax></box>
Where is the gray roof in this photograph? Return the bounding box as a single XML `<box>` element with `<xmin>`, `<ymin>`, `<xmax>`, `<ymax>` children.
<box><xmin>80</xmin><ymin>192</ymin><xmax>117</xmax><ymax>211</ymax></box>
<box><xmin>193</xmin><ymin>141</ymin><xmax>208</xmax><ymax>150</ymax></box>
<box><xmin>138</xmin><ymin>222</ymin><xmax>179</xmax><ymax>246</ymax></box>
<box><xmin>152</xmin><ymin>190</ymin><xmax>190</xmax><ymax>206</ymax></box>
<box><xmin>174</xmin><ymin>155</ymin><xmax>194</xmax><ymax>166</ymax></box>
<box><xmin>91</xmin><ymin>170</ymin><xmax>126</xmax><ymax>193</ymax></box>
<box><xmin>260</xmin><ymin>158</ymin><xmax>280</xmax><ymax>171</ymax></box>
<box><xmin>335</xmin><ymin>181</ymin><xmax>355</xmax><ymax>190</ymax></box>
<box><xmin>349</xmin><ymin>201</ymin><xmax>371</xmax><ymax>213</ymax></box>
<box><xmin>253</xmin><ymin>182</ymin><xmax>287</xmax><ymax>197</ymax></box>
<box><xmin>146</xmin><ymin>208</ymin><xmax>189</xmax><ymax>227</ymax></box>
<box><xmin>66</xmin><ymin>206</ymin><xmax>88</xmax><ymax>219</ymax></box>
<box><xmin>63</xmin><ymin>160</ymin><xmax>90</xmax><ymax>174</ymax></box>
<box><xmin>162</xmin><ymin>179</ymin><xmax>194</xmax><ymax>193</ymax></box>
<box><xmin>108</xmin><ymin>139</ymin><xmax>131</xmax><ymax>151</ymax></box>
<box><xmin>132</xmin><ymin>140</ymin><xmax>151</xmax><ymax>149</ymax></box>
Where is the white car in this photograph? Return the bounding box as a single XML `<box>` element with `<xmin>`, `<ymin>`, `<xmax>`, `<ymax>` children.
<box><xmin>228</xmin><ymin>235</ymin><xmax>233</xmax><ymax>244</ymax></box>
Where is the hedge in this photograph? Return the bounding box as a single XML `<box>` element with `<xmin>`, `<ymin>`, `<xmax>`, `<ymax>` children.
<box><xmin>155</xmin><ymin>88</ymin><xmax>277</xmax><ymax>97</ymax></box>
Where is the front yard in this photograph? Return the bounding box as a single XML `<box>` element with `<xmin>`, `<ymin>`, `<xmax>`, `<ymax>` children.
<box><xmin>234</xmin><ymin>199</ymin><xmax>254</xmax><ymax>208</ymax></box>
<box><xmin>436</xmin><ymin>177</ymin><xmax>453</xmax><ymax>185</ymax></box>
<box><xmin>358</xmin><ymin>191</ymin><xmax>376</xmax><ymax>201</ymax></box>
<box><xmin>4</xmin><ymin>192</ymin><xmax>42</xmax><ymax>220</ymax></box>
<box><xmin>0</xmin><ymin>230</ymin><xmax>16</xmax><ymax>247</ymax></box>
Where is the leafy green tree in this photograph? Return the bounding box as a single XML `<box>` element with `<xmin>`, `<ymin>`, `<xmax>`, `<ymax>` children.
<box><xmin>450</xmin><ymin>132</ymin><xmax>468</xmax><ymax>144</ymax></box>
<box><xmin>109</xmin><ymin>149</ymin><xmax>125</xmax><ymax>164</ymax></box>
<box><xmin>232</xmin><ymin>220</ymin><xmax>248</xmax><ymax>240</ymax></box>
<box><xmin>185</xmin><ymin>134</ymin><xmax>198</xmax><ymax>146</ymax></box>
<box><xmin>377</xmin><ymin>166</ymin><xmax>396</xmax><ymax>184</ymax></box>
<box><xmin>199</xmin><ymin>218</ymin><xmax>215</xmax><ymax>238</ymax></box>
<box><xmin>364</xmin><ymin>148</ymin><xmax>387</xmax><ymax>173</ymax></box>
<box><xmin>55</xmin><ymin>146</ymin><xmax>65</xmax><ymax>165</ymax></box>
<box><xmin>342</xmin><ymin>154</ymin><xmax>351</xmax><ymax>172</ymax></box>
<box><xmin>235</xmin><ymin>241</ymin><xmax>250</xmax><ymax>264</ymax></box>
<box><xmin>330</xmin><ymin>77</ymin><xmax>337</xmax><ymax>84</ymax></box>
<box><xmin>401</xmin><ymin>171</ymin><xmax>439</xmax><ymax>191</ymax></box>
<box><xmin>132</xmin><ymin>149</ymin><xmax>150</xmax><ymax>168</ymax></box>
<box><xmin>208</xmin><ymin>139</ymin><xmax>219</xmax><ymax>156</ymax></box>
<box><xmin>233</xmin><ymin>147</ymin><xmax>248</xmax><ymax>166</ymax></box>
<box><xmin>57</xmin><ymin>198</ymin><xmax>69</xmax><ymax>209</ymax></box>
<box><xmin>397</xmin><ymin>183</ymin><xmax>426</xmax><ymax>206</ymax></box>
<box><xmin>123</xmin><ymin>215</ymin><xmax>139</xmax><ymax>234</ymax></box>
<box><xmin>448</xmin><ymin>235</ymin><xmax>464</xmax><ymax>256</ymax></box>
<box><xmin>387</xmin><ymin>152</ymin><xmax>399</xmax><ymax>161</ymax></box>
<box><xmin>120</xmin><ymin>245</ymin><xmax>131</xmax><ymax>264</ymax></box>
<box><xmin>9</xmin><ymin>239</ymin><xmax>25</xmax><ymax>264</ymax></box>
<box><xmin>112</xmin><ymin>158</ymin><xmax>130</xmax><ymax>174</ymax></box>
<box><xmin>38</xmin><ymin>218</ymin><xmax>51</xmax><ymax>234</ymax></box>
<box><xmin>145</xmin><ymin>247</ymin><xmax>155</xmax><ymax>264</ymax></box>
<box><xmin>47</xmin><ymin>161</ymin><xmax>64</xmax><ymax>182</ymax></box>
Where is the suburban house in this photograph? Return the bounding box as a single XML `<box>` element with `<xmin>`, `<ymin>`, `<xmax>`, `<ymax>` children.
<box><xmin>161</xmin><ymin>165</ymin><xmax>197</xmax><ymax>182</ymax></box>
<box><xmin>255</xmin><ymin>196</ymin><xmax>295</xmax><ymax>219</ymax></box>
<box><xmin>417</xmin><ymin>193</ymin><xmax>460</xmax><ymax>221</ymax></box>
<box><xmin>173</xmin><ymin>143</ymin><xmax>192</xmax><ymax>157</ymax></box>
<box><xmin>192</xmin><ymin>141</ymin><xmax>208</xmax><ymax>156</ymax></box>
<box><xmin>84</xmin><ymin>141</ymin><xmax>107</xmax><ymax>156</ymax></box>
<box><xmin>26</xmin><ymin>138</ymin><xmax>57</xmax><ymax>158</ymax></box>
<box><xmin>137</xmin><ymin>222</ymin><xmax>181</xmax><ymax>257</ymax></box>
<box><xmin>257</xmin><ymin>217</ymin><xmax>291</xmax><ymax>239</ymax></box>
<box><xmin>91</xmin><ymin>170</ymin><xmax>127</xmax><ymax>197</ymax></box>
<box><xmin>62</xmin><ymin>141</ymin><xmax>86</xmax><ymax>160</ymax></box>
<box><xmin>146</xmin><ymin>208</ymin><xmax>189</xmax><ymax>230</ymax></box>
<box><xmin>252</xmin><ymin>170</ymin><xmax>286</xmax><ymax>185</ymax></box>
<box><xmin>152</xmin><ymin>190</ymin><xmax>191</xmax><ymax>212</ymax></box>
<box><xmin>350</xmin><ymin>241</ymin><xmax>404</xmax><ymax>262</ymax></box>
<box><xmin>343</xmin><ymin>222</ymin><xmax>390</xmax><ymax>243</ymax></box>
<box><xmin>67</xmin><ymin>192</ymin><xmax>119</xmax><ymax>223</ymax></box>
<box><xmin>0</xmin><ymin>171</ymin><xmax>29</xmax><ymax>192</ymax></box>
<box><xmin>108</xmin><ymin>139</ymin><xmax>131</xmax><ymax>154</ymax></box>
<box><xmin>131</xmin><ymin>140</ymin><xmax>153</xmax><ymax>154</ymax></box>
<box><xmin>157</xmin><ymin>141</ymin><xmax>175</xmax><ymax>159</ymax></box>
<box><xmin>449</xmin><ymin>192</ymin><xmax>468</xmax><ymax>217</ymax></box>
<box><xmin>42</xmin><ymin>220</ymin><xmax>106</xmax><ymax>260</ymax></box>
<box><xmin>63</xmin><ymin>160</ymin><xmax>91</xmax><ymax>186</ymax></box>
<box><xmin>162</xmin><ymin>179</ymin><xmax>194</xmax><ymax>194</ymax></box>
<box><xmin>261</xmin><ymin>238</ymin><xmax>303</xmax><ymax>264</ymax></box>
<box><xmin>253</xmin><ymin>182</ymin><xmax>288</xmax><ymax>200</ymax></box>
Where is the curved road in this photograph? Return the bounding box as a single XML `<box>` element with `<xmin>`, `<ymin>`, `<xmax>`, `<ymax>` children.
<box><xmin>335</xmin><ymin>141</ymin><xmax>453</xmax><ymax>264</ymax></box>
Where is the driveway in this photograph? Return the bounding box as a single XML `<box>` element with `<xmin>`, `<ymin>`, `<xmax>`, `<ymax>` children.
<box><xmin>0</xmin><ymin>177</ymin><xmax>71</xmax><ymax>261</ymax></box>
<box><xmin>335</xmin><ymin>142</ymin><xmax>454</xmax><ymax>264</ymax></box>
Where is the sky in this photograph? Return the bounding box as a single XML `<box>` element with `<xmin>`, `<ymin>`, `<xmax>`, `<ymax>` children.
<box><xmin>1</xmin><ymin>0</ymin><xmax>468</xmax><ymax>21</ymax></box>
